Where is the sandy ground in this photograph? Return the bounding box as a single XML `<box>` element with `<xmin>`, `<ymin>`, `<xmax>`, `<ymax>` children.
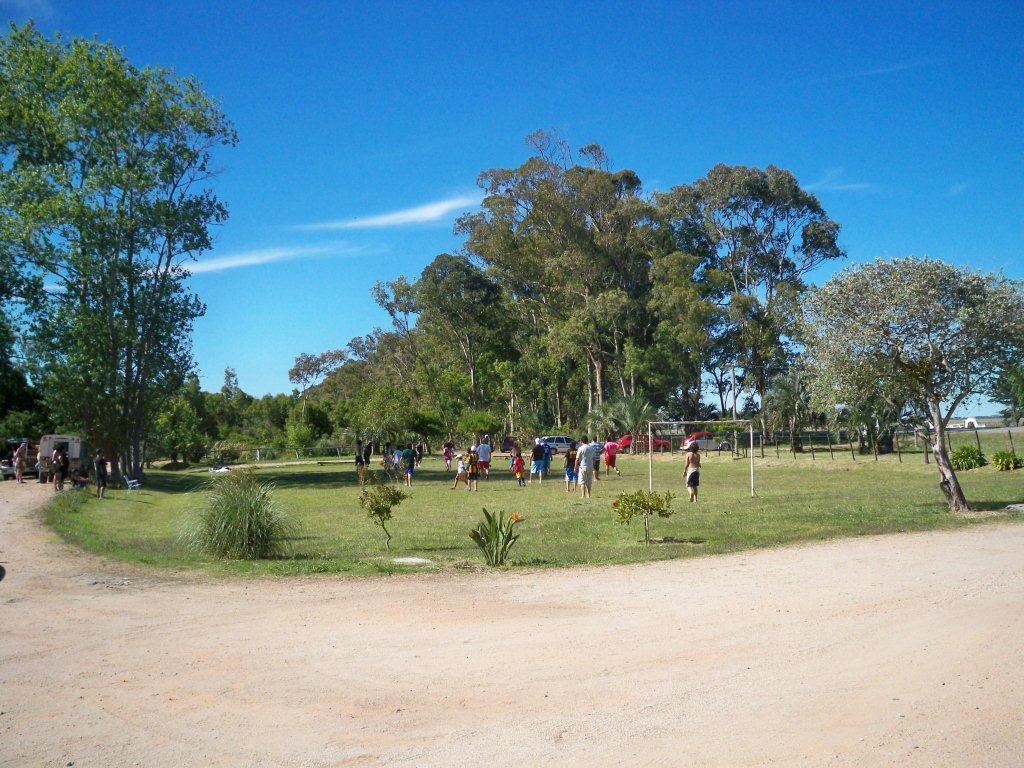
<box><xmin>2</xmin><ymin>481</ymin><xmax>1023</xmax><ymax>767</ymax></box>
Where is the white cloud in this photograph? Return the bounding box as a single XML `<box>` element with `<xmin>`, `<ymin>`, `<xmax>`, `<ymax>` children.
<box><xmin>294</xmin><ymin>193</ymin><xmax>481</xmax><ymax>231</ymax></box>
<box><xmin>805</xmin><ymin>169</ymin><xmax>874</xmax><ymax>193</ymax></box>
<box><xmin>946</xmin><ymin>183</ymin><xmax>969</xmax><ymax>197</ymax></box>
<box><xmin>808</xmin><ymin>60</ymin><xmax>931</xmax><ymax>85</ymax></box>
<box><xmin>187</xmin><ymin>243</ymin><xmax>364</xmax><ymax>275</ymax></box>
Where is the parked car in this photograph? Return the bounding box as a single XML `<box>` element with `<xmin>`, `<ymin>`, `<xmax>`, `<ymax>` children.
<box><xmin>617</xmin><ymin>432</ymin><xmax>671</xmax><ymax>452</ymax></box>
<box><xmin>682</xmin><ymin>431</ymin><xmax>731</xmax><ymax>452</ymax></box>
<box><xmin>1</xmin><ymin>438</ymin><xmax>38</xmax><ymax>479</ymax></box>
<box><xmin>537</xmin><ymin>435</ymin><xmax>574</xmax><ymax>454</ymax></box>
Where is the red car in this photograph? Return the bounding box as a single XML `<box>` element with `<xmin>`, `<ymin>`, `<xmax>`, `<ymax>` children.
<box><xmin>617</xmin><ymin>432</ymin><xmax>671</xmax><ymax>452</ymax></box>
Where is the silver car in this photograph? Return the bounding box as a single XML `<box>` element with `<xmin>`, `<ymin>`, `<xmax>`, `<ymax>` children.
<box><xmin>538</xmin><ymin>435</ymin><xmax>573</xmax><ymax>455</ymax></box>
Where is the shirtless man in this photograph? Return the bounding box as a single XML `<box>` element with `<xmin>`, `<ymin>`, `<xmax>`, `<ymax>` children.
<box><xmin>685</xmin><ymin>443</ymin><xmax>701</xmax><ymax>502</ymax></box>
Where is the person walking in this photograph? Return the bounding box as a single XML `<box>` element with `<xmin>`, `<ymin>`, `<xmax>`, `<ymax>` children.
<box><xmin>355</xmin><ymin>439</ymin><xmax>368</xmax><ymax>485</ymax></box>
<box><xmin>563</xmin><ymin>440</ymin><xmax>578</xmax><ymax>492</ymax></box>
<box><xmin>603</xmin><ymin>436</ymin><xmax>621</xmax><ymax>477</ymax></box>
<box><xmin>13</xmin><ymin>441</ymin><xmax>27</xmax><ymax>483</ymax></box>
<box><xmin>466</xmin><ymin>445</ymin><xmax>480</xmax><ymax>491</ymax></box>
<box><xmin>402</xmin><ymin>443</ymin><xmax>415</xmax><ymax>487</ymax></box>
<box><xmin>451</xmin><ymin>454</ymin><xmax>468</xmax><ymax>489</ymax></box>
<box><xmin>415</xmin><ymin>441</ymin><xmax>425</xmax><ymax>468</ymax></box>
<box><xmin>54</xmin><ymin>447</ymin><xmax>69</xmax><ymax>492</ymax></box>
<box><xmin>575</xmin><ymin>438</ymin><xmax>596</xmax><ymax>499</ymax></box>
<box><xmin>477</xmin><ymin>436</ymin><xmax>492</xmax><ymax>479</ymax></box>
<box><xmin>443</xmin><ymin>441</ymin><xmax>454</xmax><ymax>471</ymax></box>
<box><xmin>362</xmin><ymin>440</ymin><xmax>372</xmax><ymax>472</ymax></box>
<box><xmin>685</xmin><ymin>443</ymin><xmax>701</xmax><ymax>502</ymax></box>
<box><xmin>511</xmin><ymin>449</ymin><xmax>526</xmax><ymax>487</ymax></box>
<box><xmin>529</xmin><ymin>438</ymin><xmax>545</xmax><ymax>484</ymax></box>
<box><xmin>93</xmin><ymin>449</ymin><xmax>108</xmax><ymax>499</ymax></box>
<box><xmin>36</xmin><ymin>445</ymin><xmax>46</xmax><ymax>483</ymax></box>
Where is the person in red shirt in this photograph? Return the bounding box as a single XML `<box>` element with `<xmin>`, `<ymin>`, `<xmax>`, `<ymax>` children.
<box><xmin>603</xmin><ymin>437</ymin><xmax>621</xmax><ymax>476</ymax></box>
<box><xmin>511</xmin><ymin>449</ymin><xmax>525</xmax><ymax>487</ymax></box>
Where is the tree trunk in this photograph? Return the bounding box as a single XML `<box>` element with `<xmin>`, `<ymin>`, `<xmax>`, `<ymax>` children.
<box><xmin>929</xmin><ymin>402</ymin><xmax>970</xmax><ymax>513</ymax></box>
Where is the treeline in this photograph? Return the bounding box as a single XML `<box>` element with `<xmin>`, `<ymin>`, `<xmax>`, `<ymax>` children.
<box><xmin>3</xmin><ymin>25</ymin><xmax>1023</xmax><ymax>473</ymax></box>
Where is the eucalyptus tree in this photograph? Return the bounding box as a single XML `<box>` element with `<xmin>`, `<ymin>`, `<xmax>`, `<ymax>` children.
<box><xmin>0</xmin><ymin>24</ymin><xmax>236</xmax><ymax>476</ymax></box>
<box><xmin>804</xmin><ymin>257</ymin><xmax>1024</xmax><ymax>513</ymax></box>
<box><xmin>657</xmin><ymin>165</ymin><xmax>844</xmax><ymax>428</ymax></box>
<box><xmin>458</xmin><ymin>131</ymin><xmax>658</xmax><ymax>419</ymax></box>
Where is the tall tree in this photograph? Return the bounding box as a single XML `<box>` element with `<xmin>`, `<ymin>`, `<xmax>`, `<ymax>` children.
<box><xmin>657</xmin><ymin>165</ymin><xmax>844</xmax><ymax>428</ymax></box>
<box><xmin>804</xmin><ymin>257</ymin><xmax>1024</xmax><ymax>513</ymax></box>
<box><xmin>0</xmin><ymin>24</ymin><xmax>235</xmax><ymax>476</ymax></box>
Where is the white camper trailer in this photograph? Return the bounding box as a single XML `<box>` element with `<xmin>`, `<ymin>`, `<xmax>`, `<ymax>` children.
<box><xmin>38</xmin><ymin>434</ymin><xmax>90</xmax><ymax>477</ymax></box>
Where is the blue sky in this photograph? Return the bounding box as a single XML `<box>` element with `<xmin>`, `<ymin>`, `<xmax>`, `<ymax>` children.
<box><xmin>5</xmin><ymin>0</ymin><xmax>1023</xmax><ymax>404</ymax></box>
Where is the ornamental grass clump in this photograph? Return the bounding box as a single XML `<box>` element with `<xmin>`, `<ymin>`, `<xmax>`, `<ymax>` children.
<box><xmin>613</xmin><ymin>489</ymin><xmax>675</xmax><ymax>545</ymax></box>
<box><xmin>991</xmin><ymin>450</ymin><xmax>1022</xmax><ymax>471</ymax></box>
<box><xmin>181</xmin><ymin>471</ymin><xmax>295</xmax><ymax>559</ymax></box>
<box><xmin>469</xmin><ymin>508</ymin><xmax>521</xmax><ymax>566</ymax></box>
<box><xmin>950</xmin><ymin>445</ymin><xmax>986</xmax><ymax>471</ymax></box>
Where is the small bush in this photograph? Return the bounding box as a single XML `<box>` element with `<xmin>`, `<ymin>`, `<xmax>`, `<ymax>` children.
<box><xmin>950</xmin><ymin>445</ymin><xmax>986</xmax><ymax>471</ymax></box>
<box><xmin>180</xmin><ymin>471</ymin><xmax>295</xmax><ymax>559</ymax></box>
<box><xmin>469</xmin><ymin>508</ymin><xmax>521</xmax><ymax>566</ymax></box>
<box><xmin>359</xmin><ymin>479</ymin><xmax>410</xmax><ymax>551</ymax></box>
<box><xmin>614</xmin><ymin>489</ymin><xmax>675</xmax><ymax>544</ymax></box>
<box><xmin>992</xmin><ymin>450</ymin><xmax>1023</xmax><ymax>471</ymax></box>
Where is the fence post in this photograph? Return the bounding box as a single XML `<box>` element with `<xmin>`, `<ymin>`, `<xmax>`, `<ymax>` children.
<box><xmin>809</xmin><ymin>432</ymin><xmax>815</xmax><ymax>460</ymax></box>
<box><xmin>775</xmin><ymin>437</ymin><xmax>780</xmax><ymax>459</ymax></box>
<box><xmin>973</xmin><ymin>428</ymin><xmax>982</xmax><ymax>453</ymax></box>
<box><xmin>924</xmin><ymin>426</ymin><xmax>930</xmax><ymax>464</ymax></box>
<box><xmin>760</xmin><ymin>433</ymin><xmax>765</xmax><ymax>459</ymax></box>
<box><xmin>849</xmin><ymin>436</ymin><xmax>856</xmax><ymax>461</ymax></box>
<box><xmin>1009</xmin><ymin>429</ymin><xmax>1017</xmax><ymax>455</ymax></box>
<box><xmin>826</xmin><ymin>430</ymin><xmax>834</xmax><ymax>459</ymax></box>
<box><xmin>871</xmin><ymin>430</ymin><xmax>879</xmax><ymax>461</ymax></box>
<box><xmin>895</xmin><ymin>431</ymin><xmax>902</xmax><ymax>463</ymax></box>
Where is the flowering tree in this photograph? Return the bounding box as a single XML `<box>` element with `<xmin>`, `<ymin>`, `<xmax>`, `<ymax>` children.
<box><xmin>803</xmin><ymin>257</ymin><xmax>1024</xmax><ymax>513</ymax></box>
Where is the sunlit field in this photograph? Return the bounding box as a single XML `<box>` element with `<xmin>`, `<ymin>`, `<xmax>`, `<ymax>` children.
<box><xmin>45</xmin><ymin>434</ymin><xmax>1024</xmax><ymax>576</ymax></box>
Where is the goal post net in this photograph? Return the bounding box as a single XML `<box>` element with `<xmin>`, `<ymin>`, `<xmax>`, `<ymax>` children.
<box><xmin>646</xmin><ymin>419</ymin><xmax>756</xmax><ymax>497</ymax></box>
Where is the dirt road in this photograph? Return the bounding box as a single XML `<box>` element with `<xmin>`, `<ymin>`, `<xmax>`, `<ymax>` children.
<box><xmin>2</xmin><ymin>481</ymin><xmax>1023</xmax><ymax>767</ymax></box>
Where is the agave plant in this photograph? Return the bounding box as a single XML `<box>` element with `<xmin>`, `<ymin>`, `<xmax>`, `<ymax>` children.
<box><xmin>469</xmin><ymin>508</ymin><xmax>522</xmax><ymax>566</ymax></box>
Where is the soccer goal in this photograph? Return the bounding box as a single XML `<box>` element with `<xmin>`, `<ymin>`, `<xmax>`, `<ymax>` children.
<box><xmin>646</xmin><ymin>420</ymin><xmax>757</xmax><ymax>497</ymax></box>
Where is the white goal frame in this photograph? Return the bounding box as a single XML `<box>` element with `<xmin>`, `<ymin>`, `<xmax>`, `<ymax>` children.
<box><xmin>647</xmin><ymin>420</ymin><xmax>756</xmax><ymax>497</ymax></box>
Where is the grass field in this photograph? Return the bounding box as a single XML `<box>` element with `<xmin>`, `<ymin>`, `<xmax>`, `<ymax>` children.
<box><xmin>43</xmin><ymin>437</ymin><xmax>1024</xmax><ymax>577</ymax></box>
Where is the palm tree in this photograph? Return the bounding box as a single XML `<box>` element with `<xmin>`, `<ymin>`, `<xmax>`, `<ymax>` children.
<box><xmin>612</xmin><ymin>394</ymin><xmax>657</xmax><ymax>454</ymax></box>
<box><xmin>584</xmin><ymin>402</ymin><xmax>619</xmax><ymax>441</ymax></box>
<box><xmin>763</xmin><ymin>368</ymin><xmax>811</xmax><ymax>450</ymax></box>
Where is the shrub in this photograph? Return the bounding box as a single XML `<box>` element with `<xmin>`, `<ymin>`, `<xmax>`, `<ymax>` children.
<box><xmin>950</xmin><ymin>445</ymin><xmax>986</xmax><ymax>471</ymax></box>
<box><xmin>469</xmin><ymin>508</ymin><xmax>522</xmax><ymax>566</ymax></box>
<box><xmin>358</xmin><ymin>479</ymin><xmax>410</xmax><ymax>551</ymax></box>
<box><xmin>180</xmin><ymin>471</ymin><xmax>295</xmax><ymax>559</ymax></box>
<box><xmin>992</xmin><ymin>450</ymin><xmax>1023</xmax><ymax>471</ymax></box>
<box><xmin>614</xmin><ymin>489</ymin><xmax>675</xmax><ymax>544</ymax></box>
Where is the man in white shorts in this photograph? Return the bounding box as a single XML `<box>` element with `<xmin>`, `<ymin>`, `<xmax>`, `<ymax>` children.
<box><xmin>477</xmin><ymin>436</ymin><xmax>492</xmax><ymax>479</ymax></box>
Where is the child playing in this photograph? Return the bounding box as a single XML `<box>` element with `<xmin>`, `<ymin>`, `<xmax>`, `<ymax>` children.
<box><xmin>564</xmin><ymin>440</ymin><xmax>578</xmax><ymax>492</ymax></box>
<box><xmin>451</xmin><ymin>454</ymin><xmax>469</xmax><ymax>489</ymax></box>
<box><xmin>466</xmin><ymin>446</ymin><xmax>479</xmax><ymax>491</ymax></box>
<box><xmin>512</xmin><ymin>449</ymin><xmax>526</xmax><ymax>487</ymax></box>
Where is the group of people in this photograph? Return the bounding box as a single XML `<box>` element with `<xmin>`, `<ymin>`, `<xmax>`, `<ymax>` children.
<box><xmin>506</xmin><ymin>437</ymin><xmax>620</xmax><ymax>498</ymax></box>
<box><xmin>350</xmin><ymin>434</ymin><xmax>702</xmax><ymax>502</ymax></box>
<box><xmin>448</xmin><ymin>437</ymin><xmax>492</xmax><ymax>491</ymax></box>
<box><xmin>5</xmin><ymin>441</ymin><xmax>109</xmax><ymax>497</ymax></box>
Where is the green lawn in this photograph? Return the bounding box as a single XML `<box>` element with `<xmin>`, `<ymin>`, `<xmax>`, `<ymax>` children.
<box><xmin>44</xmin><ymin>448</ymin><xmax>1024</xmax><ymax>577</ymax></box>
